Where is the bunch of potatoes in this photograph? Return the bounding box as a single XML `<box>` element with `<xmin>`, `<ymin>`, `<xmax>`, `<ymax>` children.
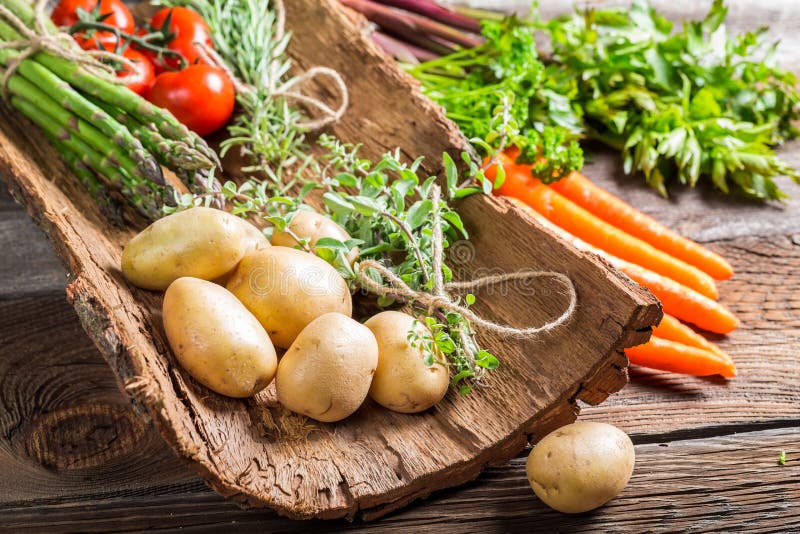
<box><xmin>121</xmin><ymin>207</ymin><xmax>450</xmax><ymax>422</ymax></box>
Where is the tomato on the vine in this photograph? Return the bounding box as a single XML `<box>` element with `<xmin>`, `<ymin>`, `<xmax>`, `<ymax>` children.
<box><xmin>147</xmin><ymin>65</ymin><xmax>234</xmax><ymax>136</ymax></box>
<box><xmin>51</xmin><ymin>0</ymin><xmax>134</xmax><ymax>51</ymax></box>
<box><xmin>145</xmin><ymin>7</ymin><xmax>213</xmax><ymax>71</ymax></box>
<box><xmin>116</xmin><ymin>49</ymin><xmax>155</xmax><ymax>97</ymax></box>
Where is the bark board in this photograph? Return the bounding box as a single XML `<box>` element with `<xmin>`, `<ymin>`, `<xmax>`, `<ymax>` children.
<box><xmin>0</xmin><ymin>0</ymin><xmax>659</xmax><ymax>520</ymax></box>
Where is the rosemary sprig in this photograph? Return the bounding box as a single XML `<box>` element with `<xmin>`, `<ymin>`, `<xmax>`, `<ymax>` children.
<box><xmin>160</xmin><ymin>0</ymin><xmax>310</xmax><ymax>190</ymax></box>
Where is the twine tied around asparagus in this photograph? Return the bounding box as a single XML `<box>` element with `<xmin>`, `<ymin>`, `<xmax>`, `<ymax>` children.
<box><xmin>357</xmin><ymin>185</ymin><xmax>578</xmax><ymax>340</ymax></box>
<box><xmin>0</xmin><ymin>0</ymin><xmax>131</xmax><ymax>99</ymax></box>
<box><xmin>195</xmin><ymin>0</ymin><xmax>348</xmax><ymax>131</ymax></box>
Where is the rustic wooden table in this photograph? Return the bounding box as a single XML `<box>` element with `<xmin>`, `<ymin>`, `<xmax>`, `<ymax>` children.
<box><xmin>2</xmin><ymin>1</ymin><xmax>799</xmax><ymax>531</ymax></box>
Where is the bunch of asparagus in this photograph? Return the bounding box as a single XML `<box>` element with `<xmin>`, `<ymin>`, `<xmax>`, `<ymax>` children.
<box><xmin>0</xmin><ymin>0</ymin><xmax>219</xmax><ymax>220</ymax></box>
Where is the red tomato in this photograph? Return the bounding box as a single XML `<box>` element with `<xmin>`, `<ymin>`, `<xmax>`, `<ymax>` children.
<box><xmin>147</xmin><ymin>65</ymin><xmax>234</xmax><ymax>136</ymax></box>
<box><xmin>51</xmin><ymin>0</ymin><xmax>134</xmax><ymax>51</ymax></box>
<box><xmin>145</xmin><ymin>7</ymin><xmax>213</xmax><ymax>71</ymax></box>
<box><xmin>117</xmin><ymin>49</ymin><xmax>155</xmax><ymax>96</ymax></box>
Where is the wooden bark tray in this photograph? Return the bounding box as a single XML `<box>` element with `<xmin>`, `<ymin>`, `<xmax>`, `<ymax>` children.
<box><xmin>0</xmin><ymin>0</ymin><xmax>661</xmax><ymax>521</ymax></box>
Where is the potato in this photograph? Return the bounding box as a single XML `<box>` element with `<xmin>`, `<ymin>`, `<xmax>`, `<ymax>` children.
<box><xmin>162</xmin><ymin>277</ymin><xmax>277</xmax><ymax>398</ymax></box>
<box><xmin>226</xmin><ymin>246</ymin><xmax>352</xmax><ymax>348</ymax></box>
<box><xmin>122</xmin><ymin>207</ymin><xmax>247</xmax><ymax>290</ymax></box>
<box><xmin>214</xmin><ymin>217</ymin><xmax>271</xmax><ymax>286</ymax></box>
<box><xmin>526</xmin><ymin>421</ymin><xmax>635</xmax><ymax>513</ymax></box>
<box><xmin>271</xmin><ymin>210</ymin><xmax>358</xmax><ymax>264</ymax></box>
<box><xmin>233</xmin><ymin>216</ymin><xmax>271</xmax><ymax>253</ymax></box>
<box><xmin>365</xmin><ymin>311</ymin><xmax>449</xmax><ymax>413</ymax></box>
<box><xmin>276</xmin><ymin>312</ymin><xmax>378</xmax><ymax>422</ymax></box>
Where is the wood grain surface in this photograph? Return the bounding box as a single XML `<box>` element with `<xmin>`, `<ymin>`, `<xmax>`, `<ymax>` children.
<box><xmin>0</xmin><ymin>0</ymin><xmax>662</xmax><ymax>521</ymax></box>
<box><xmin>1</xmin><ymin>0</ymin><xmax>799</xmax><ymax>530</ymax></box>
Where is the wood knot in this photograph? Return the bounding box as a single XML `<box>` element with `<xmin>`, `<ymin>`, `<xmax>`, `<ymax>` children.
<box><xmin>23</xmin><ymin>403</ymin><xmax>145</xmax><ymax>470</ymax></box>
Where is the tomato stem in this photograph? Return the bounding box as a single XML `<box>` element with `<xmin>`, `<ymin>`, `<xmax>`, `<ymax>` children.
<box><xmin>66</xmin><ymin>21</ymin><xmax>187</xmax><ymax>69</ymax></box>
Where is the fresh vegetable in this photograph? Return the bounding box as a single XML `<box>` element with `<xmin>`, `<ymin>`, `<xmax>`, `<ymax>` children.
<box><xmin>116</xmin><ymin>48</ymin><xmax>155</xmax><ymax>96</ymax></box>
<box><xmin>340</xmin><ymin>0</ymin><xmax>482</xmax><ymax>52</ymax></box>
<box><xmin>226</xmin><ymin>247</ymin><xmax>353</xmax><ymax>349</ymax></box>
<box><xmin>507</xmin><ymin>196</ymin><xmax>739</xmax><ymax>335</ymax></box>
<box><xmin>405</xmin><ymin>15</ymin><xmax>584</xmax><ymax>181</ymax></box>
<box><xmin>626</xmin><ymin>336</ymin><xmax>736</xmax><ymax>378</ymax></box>
<box><xmin>543</xmin><ymin>0</ymin><xmax>800</xmax><ymax>199</ymax></box>
<box><xmin>145</xmin><ymin>6</ymin><xmax>212</xmax><ymax>70</ymax></box>
<box><xmin>276</xmin><ymin>312</ymin><xmax>379</xmax><ymax>423</ymax></box>
<box><xmin>549</xmin><ymin>172</ymin><xmax>734</xmax><ymax>280</ymax></box>
<box><xmin>0</xmin><ymin>0</ymin><xmax>218</xmax><ymax>218</ymax></box>
<box><xmin>652</xmin><ymin>314</ymin><xmax>731</xmax><ymax>362</ymax></box>
<box><xmin>366</xmin><ymin>311</ymin><xmax>449</xmax><ymax>413</ymax></box>
<box><xmin>162</xmin><ymin>0</ymin><xmax>318</xmax><ymax>183</ymax></box>
<box><xmin>162</xmin><ymin>277</ymin><xmax>278</xmax><ymax>398</ymax></box>
<box><xmin>526</xmin><ymin>422</ymin><xmax>635</xmax><ymax>514</ymax></box>
<box><xmin>271</xmin><ymin>210</ymin><xmax>359</xmax><ymax>265</ymax></box>
<box><xmin>621</xmin><ymin>262</ymin><xmax>739</xmax><ymax>335</ymax></box>
<box><xmin>147</xmin><ymin>64</ymin><xmax>235</xmax><ymax>136</ymax></box>
<box><xmin>214</xmin><ymin>217</ymin><xmax>271</xmax><ymax>285</ymax></box>
<box><xmin>391</xmin><ymin>0</ymin><xmax>800</xmax><ymax>199</ymax></box>
<box><xmin>197</xmin><ymin>135</ymin><xmax>502</xmax><ymax>392</ymax></box>
<box><xmin>489</xmin><ymin>155</ymin><xmax>719</xmax><ymax>300</ymax></box>
<box><xmin>121</xmin><ymin>207</ymin><xmax>248</xmax><ymax>290</ymax></box>
<box><xmin>51</xmin><ymin>0</ymin><xmax>134</xmax><ymax>50</ymax></box>
<box><xmin>368</xmin><ymin>0</ymin><xmax>482</xmax><ymax>34</ymax></box>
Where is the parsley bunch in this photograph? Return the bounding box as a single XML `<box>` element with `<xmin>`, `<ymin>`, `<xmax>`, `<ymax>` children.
<box><xmin>407</xmin><ymin>16</ymin><xmax>584</xmax><ymax>182</ymax></box>
<box><xmin>544</xmin><ymin>0</ymin><xmax>800</xmax><ymax>199</ymax></box>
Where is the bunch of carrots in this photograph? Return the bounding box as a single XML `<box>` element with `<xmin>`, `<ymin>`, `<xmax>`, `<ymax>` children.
<box><xmin>488</xmin><ymin>151</ymin><xmax>739</xmax><ymax>379</ymax></box>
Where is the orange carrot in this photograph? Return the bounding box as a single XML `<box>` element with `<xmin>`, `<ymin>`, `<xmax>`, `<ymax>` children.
<box><xmin>488</xmin><ymin>155</ymin><xmax>720</xmax><ymax>300</ymax></box>
<box><xmin>549</xmin><ymin>172</ymin><xmax>734</xmax><ymax>280</ymax></box>
<box><xmin>653</xmin><ymin>314</ymin><xmax>732</xmax><ymax>362</ymax></box>
<box><xmin>625</xmin><ymin>336</ymin><xmax>737</xmax><ymax>378</ymax></box>
<box><xmin>622</xmin><ymin>263</ymin><xmax>739</xmax><ymax>335</ymax></box>
<box><xmin>504</xmin><ymin>196</ymin><xmax>739</xmax><ymax>335</ymax></box>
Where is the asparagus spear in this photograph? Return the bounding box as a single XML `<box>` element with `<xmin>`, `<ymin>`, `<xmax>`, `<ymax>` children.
<box><xmin>8</xmin><ymin>80</ymin><xmax>165</xmax><ymax>218</ymax></box>
<box><xmin>7</xmin><ymin>74</ymin><xmax>151</xmax><ymax>185</ymax></box>
<box><xmin>9</xmin><ymin>52</ymin><xmax>165</xmax><ymax>184</ymax></box>
<box><xmin>46</xmin><ymin>131</ymin><xmax>126</xmax><ymax>224</ymax></box>
<box><xmin>94</xmin><ymin>100</ymin><xmax>213</xmax><ymax>171</ymax></box>
<box><xmin>0</xmin><ymin>0</ymin><xmax>219</xmax><ymax>169</ymax></box>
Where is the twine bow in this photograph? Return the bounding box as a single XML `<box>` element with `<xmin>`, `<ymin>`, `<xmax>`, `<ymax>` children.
<box><xmin>357</xmin><ymin>185</ymin><xmax>577</xmax><ymax>340</ymax></box>
<box><xmin>195</xmin><ymin>0</ymin><xmax>348</xmax><ymax>132</ymax></box>
<box><xmin>0</xmin><ymin>0</ymin><xmax>130</xmax><ymax>99</ymax></box>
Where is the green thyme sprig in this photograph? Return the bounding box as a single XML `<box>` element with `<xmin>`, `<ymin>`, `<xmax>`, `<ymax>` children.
<box><xmin>314</xmin><ymin>135</ymin><xmax>499</xmax><ymax>391</ymax></box>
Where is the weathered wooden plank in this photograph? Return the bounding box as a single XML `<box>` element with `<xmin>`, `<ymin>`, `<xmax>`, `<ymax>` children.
<box><xmin>0</xmin><ymin>186</ymin><xmax>65</xmax><ymax>298</ymax></box>
<box><xmin>1</xmin><ymin>297</ymin><xmax>795</xmax><ymax>530</ymax></box>
<box><xmin>2</xmin><ymin>411</ymin><xmax>796</xmax><ymax>533</ymax></box>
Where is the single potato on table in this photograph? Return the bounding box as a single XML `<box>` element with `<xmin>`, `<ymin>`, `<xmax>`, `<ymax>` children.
<box><xmin>162</xmin><ymin>277</ymin><xmax>278</xmax><ymax>398</ymax></box>
<box><xmin>366</xmin><ymin>311</ymin><xmax>449</xmax><ymax>413</ymax></box>
<box><xmin>122</xmin><ymin>207</ymin><xmax>247</xmax><ymax>290</ymax></box>
<box><xmin>271</xmin><ymin>210</ymin><xmax>359</xmax><ymax>264</ymax></box>
<box><xmin>526</xmin><ymin>421</ymin><xmax>635</xmax><ymax>513</ymax></box>
<box><xmin>226</xmin><ymin>246</ymin><xmax>352</xmax><ymax>348</ymax></box>
<box><xmin>276</xmin><ymin>312</ymin><xmax>379</xmax><ymax>422</ymax></box>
